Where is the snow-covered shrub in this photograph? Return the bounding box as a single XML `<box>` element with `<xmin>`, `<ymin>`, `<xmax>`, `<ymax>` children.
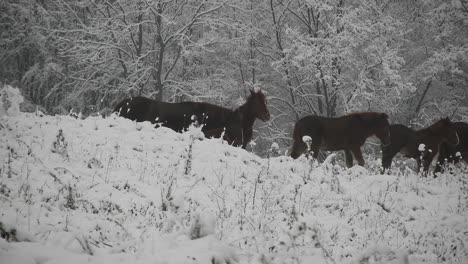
<box><xmin>0</xmin><ymin>222</ymin><xmax>18</xmax><ymax>242</ymax></box>
<box><xmin>0</xmin><ymin>85</ymin><xmax>23</xmax><ymax>118</ymax></box>
<box><xmin>51</xmin><ymin>129</ymin><xmax>69</xmax><ymax>160</ymax></box>
<box><xmin>0</xmin><ymin>222</ymin><xmax>32</xmax><ymax>242</ymax></box>
<box><xmin>189</xmin><ymin>212</ymin><xmax>216</xmax><ymax>239</ymax></box>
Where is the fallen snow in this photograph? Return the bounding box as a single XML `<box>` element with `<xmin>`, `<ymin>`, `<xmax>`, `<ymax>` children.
<box><xmin>0</xmin><ymin>99</ymin><xmax>467</xmax><ymax>263</ymax></box>
<box><xmin>270</xmin><ymin>142</ymin><xmax>279</xmax><ymax>153</ymax></box>
<box><xmin>418</xmin><ymin>144</ymin><xmax>425</xmax><ymax>152</ymax></box>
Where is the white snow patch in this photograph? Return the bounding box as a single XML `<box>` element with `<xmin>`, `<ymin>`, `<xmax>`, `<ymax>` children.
<box><xmin>418</xmin><ymin>143</ymin><xmax>425</xmax><ymax>151</ymax></box>
<box><xmin>302</xmin><ymin>135</ymin><xmax>312</xmax><ymax>144</ymax></box>
<box><xmin>270</xmin><ymin>142</ymin><xmax>279</xmax><ymax>152</ymax></box>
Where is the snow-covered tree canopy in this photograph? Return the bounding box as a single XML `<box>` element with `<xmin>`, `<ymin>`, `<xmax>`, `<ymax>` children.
<box><xmin>1</xmin><ymin>0</ymin><xmax>467</xmax><ymax>152</ymax></box>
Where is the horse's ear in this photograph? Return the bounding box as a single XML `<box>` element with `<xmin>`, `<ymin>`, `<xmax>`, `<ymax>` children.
<box><xmin>249</xmin><ymin>87</ymin><xmax>255</xmax><ymax>95</ymax></box>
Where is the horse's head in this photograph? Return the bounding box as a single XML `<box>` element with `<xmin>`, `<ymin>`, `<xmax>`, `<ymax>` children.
<box><xmin>434</xmin><ymin>117</ymin><xmax>459</xmax><ymax>146</ymax></box>
<box><xmin>372</xmin><ymin>113</ymin><xmax>391</xmax><ymax>147</ymax></box>
<box><xmin>290</xmin><ymin>148</ymin><xmax>302</xmax><ymax>159</ymax></box>
<box><xmin>248</xmin><ymin>88</ymin><xmax>270</xmax><ymax>122</ymax></box>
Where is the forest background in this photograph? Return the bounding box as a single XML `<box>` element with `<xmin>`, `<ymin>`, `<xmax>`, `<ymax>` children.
<box><xmin>1</xmin><ymin>0</ymin><xmax>467</xmax><ymax>155</ymax></box>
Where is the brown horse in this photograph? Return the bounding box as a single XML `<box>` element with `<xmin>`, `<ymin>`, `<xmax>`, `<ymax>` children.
<box><xmin>381</xmin><ymin>118</ymin><xmax>459</xmax><ymax>175</ymax></box>
<box><xmin>290</xmin><ymin>112</ymin><xmax>391</xmax><ymax>167</ymax></box>
<box><xmin>434</xmin><ymin>122</ymin><xmax>468</xmax><ymax>173</ymax></box>
<box><xmin>113</xmin><ymin>89</ymin><xmax>270</xmax><ymax>148</ymax></box>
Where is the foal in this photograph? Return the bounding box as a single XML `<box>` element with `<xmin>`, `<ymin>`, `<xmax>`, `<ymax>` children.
<box><xmin>381</xmin><ymin>118</ymin><xmax>459</xmax><ymax>175</ymax></box>
<box><xmin>290</xmin><ymin>112</ymin><xmax>391</xmax><ymax>167</ymax></box>
<box><xmin>113</xmin><ymin>89</ymin><xmax>270</xmax><ymax>149</ymax></box>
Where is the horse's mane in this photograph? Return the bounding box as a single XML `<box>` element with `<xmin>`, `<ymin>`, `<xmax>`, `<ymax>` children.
<box><xmin>346</xmin><ymin>112</ymin><xmax>387</xmax><ymax>118</ymax></box>
<box><xmin>418</xmin><ymin>118</ymin><xmax>451</xmax><ymax>135</ymax></box>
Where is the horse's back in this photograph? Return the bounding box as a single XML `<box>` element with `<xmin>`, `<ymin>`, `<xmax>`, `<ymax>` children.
<box><xmin>113</xmin><ymin>96</ymin><xmax>158</xmax><ymax>123</ymax></box>
<box><xmin>296</xmin><ymin>115</ymin><xmax>360</xmax><ymax>135</ymax></box>
<box><xmin>389</xmin><ymin>124</ymin><xmax>415</xmax><ymax>143</ymax></box>
<box><xmin>384</xmin><ymin>124</ymin><xmax>416</xmax><ymax>156</ymax></box>
<box><xmin>291</xmin><ymin>113</ymin><xmax>385</xmax><ymax>159</ymax></box>
<box><xmin>293</xmin><ymin>115</ymin><xmax>354</xmax><ymax>150</ymax></box>
<box><xmin>293</xmin><ymin>116</ymin><xmax>324</xmax><ymax>139</ymax></box>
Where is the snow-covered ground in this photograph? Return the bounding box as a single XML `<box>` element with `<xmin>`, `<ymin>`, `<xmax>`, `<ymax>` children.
<box><xmin>1</xmin><ymin>87</ymin><xmax>467</xmax><ymax>263</ymax></box>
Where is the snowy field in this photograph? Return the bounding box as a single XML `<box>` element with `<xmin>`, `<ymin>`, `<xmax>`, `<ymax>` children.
<box><xmin>1</xmin><ymin>90</ymin><xmax>468</xmax><ymax>263</ymax></box>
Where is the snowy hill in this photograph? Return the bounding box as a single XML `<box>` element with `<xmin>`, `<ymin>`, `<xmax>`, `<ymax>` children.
<box><xmin>1</xmin><ymin>97</ymin><xmax>468</xmax><ymax>263</ymax></box>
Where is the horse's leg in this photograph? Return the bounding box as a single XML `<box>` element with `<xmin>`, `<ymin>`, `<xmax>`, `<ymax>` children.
<box><xmin>307</xmin><ymin>134</ymin><xmax>322</xmax><ymax>160</ymax></box>
<box><xmin>381</xmin><ymin>148</ymin><xmax>398</xmax><ymax>174</ymax></box>
<box><xmin>434</xmin><ymin>143</ymin><xmax>449</xmax><ymax>174</ymax></box>
<box><xmin>420</xmin><ymin>153</ymin><xmax>433</xmax><ymax>177</ymax></box>
<box><xmin>290</xmin><ymin>139</ymin><xmax>307</xmax><ymax>159</ymax></box>
<box><xmin>310</xmin><ymin>144</ymin><xmax>320</xmax><ymax>160</ymax></box>
<box><xmin>344</xmin><ymin>149</ymin><xmax>353</xmax><ymax>168</ymax></box>
<box><xmin>460</xmin><ymin>154</ymin><xmax>468</xmax><ymax>171</ymax></box>
<box><xmin>434</xmin><ymin>154</ymin><xmax>446</xmax><ymax>175</ymax></box>
<box><xmin>350</xmin><ymin>147</ymin><xmax>365</xmax><ymax>167</ymax></box>
<box><xmin>416</xmin><ymin>158</ymin><xmax>422</xmax><ymax>174</ymax></box>
<box><xmin>434</xmin><ymin>161</ymin><xmax>443</xmax><ymax>174</ymax></box>
<box><xmin>422</xmin><ymin>159</ymin><xmax>431</xmax><ymax>177</ymax></box>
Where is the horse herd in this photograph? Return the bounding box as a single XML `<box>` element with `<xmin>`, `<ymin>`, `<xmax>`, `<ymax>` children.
<box><xmin>113</xmin><ymin>88</ymin><xmax>467</xmax><ymax>175</ymax></box>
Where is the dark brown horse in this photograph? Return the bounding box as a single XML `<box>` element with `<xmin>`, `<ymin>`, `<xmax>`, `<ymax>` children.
<box><xmin>434</xmin><ymin>122</ymin><xmax>468</xmax><ymax>173</ymax></box>
<box><xmin>290</xmin><ymin>112</ymin><xmax>391</xmax><ymax>167</ymax></box>
<box><xmin>381</xmin><ymin>118</ymin><xmax>459</xmax><ymax>175</ymax></box>
<box><xmin>113</xmin><ymin>89</ymin><xmax>270</xmax><ymax>148</ymax></box>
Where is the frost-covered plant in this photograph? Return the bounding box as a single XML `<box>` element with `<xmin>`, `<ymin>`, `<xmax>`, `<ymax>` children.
<box><xmin>457</xmin><ymin>173</ymin><xmax>468</xmax><ymax>214</ymax></box>
<box><xmin>51</xmin><ymin>129</ymin><xmax>69</xmax><ymax>160</ymax></box>
<box><xmin>99</xmin><ymin>200</ymin><xmax>123</xmax><ymax>215</ymax></box>
<box><xmin>184</xmin><ymin>135</ymin><xmax>195</xmax><ymax>175</ymax></box>
<box><xmin>0</xmin><ymin>221</ymin><xmax>18</xmax><ymax>242</ymax></box>
<box><xmin>265</xmin><ymin>142</ymin><xmax>280</xmax><ymax>176</ymax></box>
<box><xmin>376</xmin><ymin>182</ymin><xmax>394</xmax><ymax>213</ymax></box>
<box><xmin>0</xmin><ymin>222</ymin><xmax>33</xmax><ymax>243</ymax></box>
<box><xmin>189</xmin><ymin>212</ymin><xmax>216</xmax><ymax>240</ymax></box>
<box><xmin>0</xmin><ymin>85</ymin><xmax>24</xmax><ymax>118</ymax></box>
<box><xmin>75</xmin><ymin>235</ymin><xmax>95</xmax><ymax>255</ymax></box>
<box><xmin>355</xmin><ymin>246</ymin><xmax>409</xmax><ymax>264</ymax></box>
<box><xmin>64</xmin><ymin>185</ymin><xmax>77</xmax><ymax>210</ymax></box>
<box><xmin>0</xmin><ymin>183</ymin><xmax>11</xmax><ymax>197</ymax></box>
<box><xmin>87</xmin><ymin>158</ymin><xmax>103</xmax><ymax>169</ymax></box>
<box><xmin>252</xmin><ymin>168</ymin><xmax>263</xmax><ymax>209</ymax></box>
<box><xmin>19</xmin><ymin>179</ymin><xmax>32</xmax><ymax>206</ymax></box>
<box><xmin>272</xmin><ymin>220</ymin><xmax>336</xmax><ymax>263</ymax></box>
<box><xmin>6</xmin><ymin>146</ymin><xmax>14</xmax><ymax>178</ymax></box>
<box><xmin>161</xmin><ymin>176</ymin><xmax>176</xmax><ymax>213</ymax></box>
